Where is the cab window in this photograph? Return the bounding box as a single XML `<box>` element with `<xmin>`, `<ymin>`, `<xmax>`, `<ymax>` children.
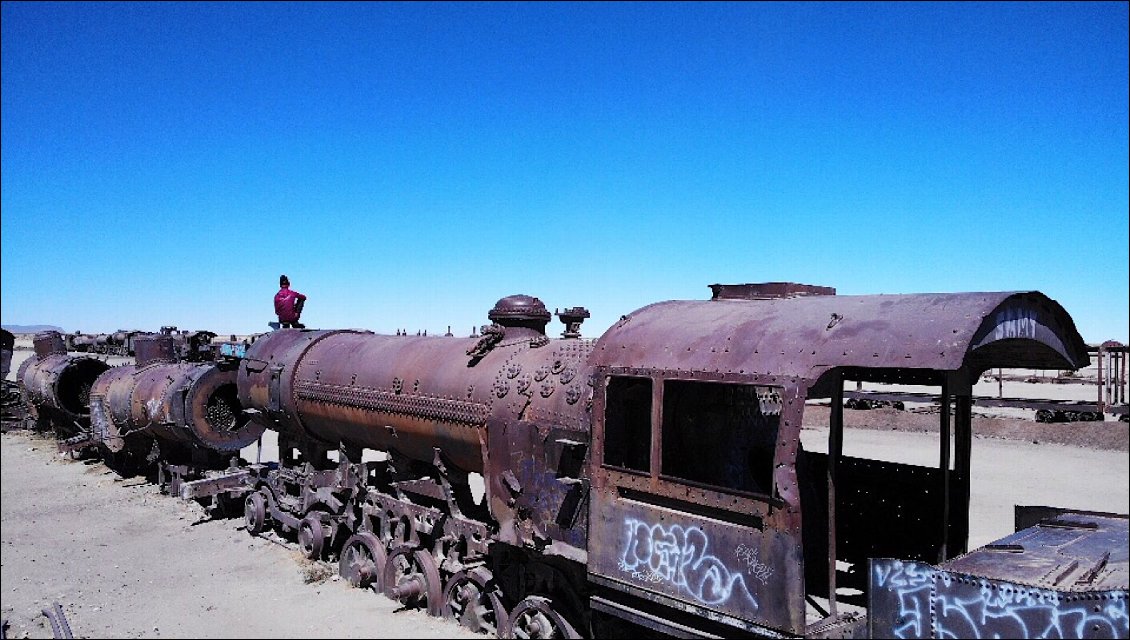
<box><xmin>602</xmin><ymin>376</ymin><xmax>652</xmax><ymax>473</ymax></box>
<box><xmin>661</xmin><ymin>380</ymin><xmax>782</xmax><ymax>495</ymax></box>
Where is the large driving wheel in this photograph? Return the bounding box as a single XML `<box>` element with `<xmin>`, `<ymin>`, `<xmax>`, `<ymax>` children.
<box><xmin>507</xmin><ymin>595</ymin><xmax>581</xmax><ymax>639</ymax></box>
<box><xmin>244</xmin><ymin>490</ymin><xmax>267</xmax><ymax>535</ymax></box>
<box><xmin>298</xmin><ymin>514</ymin><xmax>326</xmax><ymax>560</ymax></box>
<box><xmin>339</xmin><ymin>532</ymin><xmax>388</xmax><ymax>591</ymax></box>
<box><xmin>442</xmin><ymin>566</ymin><xmax>509</xmax><ymax>636</ymax></box>
<box><xmin>383</xmin><ymin>545</ymin><xmax>443</xmax><ymax>616</ymax></box>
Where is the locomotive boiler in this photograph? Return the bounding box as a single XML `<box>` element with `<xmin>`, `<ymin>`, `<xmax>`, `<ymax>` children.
<box><xmin>16</xmin><ymin>330</ymin><xmax>111</xmax><ymax>442</ymax></box>
<box><xmin>87</xmin><ymin>333</ymin><xmax>265</xmax><ymax>492</ymax></box>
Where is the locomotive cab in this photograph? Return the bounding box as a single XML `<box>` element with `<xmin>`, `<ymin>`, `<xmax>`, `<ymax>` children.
<box><xmin>587</xmin><ymin>285</ymin><xmax>1092</xmax><ymax>638</ymax></box>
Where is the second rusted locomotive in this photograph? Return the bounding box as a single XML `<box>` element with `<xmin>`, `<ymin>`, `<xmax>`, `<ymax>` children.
<box><xmin>87</xmin><ymin>333</ymin><xmax>265</xmax><ymax>494</ymax></box>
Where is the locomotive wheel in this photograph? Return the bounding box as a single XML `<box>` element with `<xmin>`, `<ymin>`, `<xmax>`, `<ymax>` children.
<box><xmin>298</xmin><ymin>514</ymin><xmax>326</xmax><ymax>560</ymax></box>
<box><xmin>383</xmin><ymin>546</ymin><xmax>443</xmax><ymax>616</ymax></box>
<box><xmin>339</xmin><ymin>532</ymin><xmax>388</xmax><ymax>592</ymax></box>
<box><xmin>442</xmin><ymin>566</ymin><xmax>509</xmax><ymax>636</ymax></box>
<box><xmin>244</xmin><ymin>490</ymin><xmax>267</xmax><ymax>535</ymax></box>
<box><xmin>507</xmin><ymin>595</ymin><xmax>581</xmax><ymax>639</ymax></box>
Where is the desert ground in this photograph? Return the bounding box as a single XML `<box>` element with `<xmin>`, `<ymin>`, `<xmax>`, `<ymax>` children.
<box><xmin>2</xmin><ymin>341</ymin><xmax>1127</xmax><ymax>638</ymax></box>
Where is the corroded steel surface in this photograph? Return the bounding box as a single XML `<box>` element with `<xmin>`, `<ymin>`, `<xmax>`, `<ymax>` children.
<box><xmin>590</xmin><ymin>291</ymin><xmax>1089</xmax><ymax>382</ymax></box>
<box><xmin>89</xmin><ymin>364</ymin><xmax>136</xmax><ymax>452</ymax></box>
<box><xmin>133</xmin><ymin>333</ymin><xmax>176</xmax><ymax>366</ymax></box>
<box><xmin>942</xmin><ymin>512</ymin><xmax>1128</xmax><ymax>591</ymax></box>
<box><xmin>33</xmin><ymin>331</ymin><xmax>67</xmax><ymax>358</ymax></box>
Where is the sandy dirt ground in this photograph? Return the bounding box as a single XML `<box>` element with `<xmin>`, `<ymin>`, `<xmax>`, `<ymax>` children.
<box><xmin>2</xmin><ymin>344</ymin><xmax>1127</xmax><ymax>639</ymax></box>
<box><xmin>0</xmin><ymin>429</ymin><xmax>483</xmax><ymax>640</ymax></box>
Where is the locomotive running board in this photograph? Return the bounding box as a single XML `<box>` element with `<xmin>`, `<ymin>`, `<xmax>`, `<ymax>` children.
<box><xmin>590</xmin><ymin>595</ymin><xmax>723</xmax><ymax>639</ymax></box>
<box><xmin>589</xmin><ymin>574</ymin><xmax>792</xmax><ymax>639</ymax></box>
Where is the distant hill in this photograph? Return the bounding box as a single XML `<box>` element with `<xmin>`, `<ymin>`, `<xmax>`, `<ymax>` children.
<box><xmin>1</xmin><ymin>324</ymin><xmax>64</xmax><ymax>334</ymax></box>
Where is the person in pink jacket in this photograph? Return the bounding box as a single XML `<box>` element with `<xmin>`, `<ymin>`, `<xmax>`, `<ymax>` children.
<box><xmin>274</xmin><ymin>274</ymin><xmax>307</xmax><ymax>329</ymax></box>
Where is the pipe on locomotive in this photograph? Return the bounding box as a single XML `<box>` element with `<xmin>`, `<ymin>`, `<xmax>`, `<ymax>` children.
<box><xmin>17</xmin><ymin>331</ymin><xmax>111</xmax><ymax>436</ymax></box>
<box><xmin>89</xmin><ymin>333</ymin><xmax>265</xmax><ymax>456</ymax></box>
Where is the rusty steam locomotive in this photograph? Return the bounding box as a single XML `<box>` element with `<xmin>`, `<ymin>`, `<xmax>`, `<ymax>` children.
<box><xmin>13</xmin><ymin>284</ymin><xmax>1129</xmax><ymax>639</ymax></box>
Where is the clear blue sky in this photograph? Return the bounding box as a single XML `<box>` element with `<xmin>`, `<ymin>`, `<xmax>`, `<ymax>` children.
<box><xmin>2</xmin><ymin>2</ymin><xmax>1127</xmax><ymax>343</ymax></box>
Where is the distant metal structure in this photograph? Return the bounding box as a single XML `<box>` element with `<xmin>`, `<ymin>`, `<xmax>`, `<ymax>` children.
<box><xmin>1</xmin><ymin>328</ymin><xmax>25</xmax><ymax>430</ymax></box>
<box><xmin>845</xmin><ymin>340</ymin><xmax>1129</xmax><ymax>423</ymax></box>
<box><xmin>159</xmin><ymin>326</ymin><xmax>219</xmax><ymax>363</ymax></box>
<box><xmin>1095</xmin><ymin>341</ymin><xmax>1127</xmax><ymax>417</ymax></box>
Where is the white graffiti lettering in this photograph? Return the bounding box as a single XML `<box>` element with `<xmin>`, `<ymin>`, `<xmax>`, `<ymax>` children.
<box><xmin>620</xmin><ymin>519</ymin><xmax>759</xmax><ymax>609</ymax></box>
<box><xmin>734</xmin><ymin>544</ymin><xmax>775</xmax><ymax>585</ymax></box>
<box><xmin>617</xmin><ymin>560</ymin><xmax>666</xmax><ymax>584</ymax></box>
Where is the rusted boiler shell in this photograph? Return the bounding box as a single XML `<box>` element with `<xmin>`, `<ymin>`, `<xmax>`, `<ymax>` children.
<box><xmin>17</xmin><ymin>331</ymin><xmax>111</xmax><ymax>422</ymax></box>
<box><xmin>237</xmin><ymin>302</ymin><xmax>594</xmax><ymax>475</ymax></box>
<box><xmin>90</xmin><ymin>335</ymin><xmax>264</xmax><ymax>453</ymax></box>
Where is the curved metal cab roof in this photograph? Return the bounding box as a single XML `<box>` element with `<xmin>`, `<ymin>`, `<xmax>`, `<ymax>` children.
<box><xmin>591</xmin><ymin>290</ymin><xmax>1089</xmax><ymax>383</ymax></box>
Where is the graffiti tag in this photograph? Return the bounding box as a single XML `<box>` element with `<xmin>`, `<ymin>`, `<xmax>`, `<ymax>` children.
<box><xmin>734</xmin><ymin>544</ymin><xmax>774</xmax><ymax>585</ymax></box>
<box><xmin>620</xmin><ymin>519</ymin><xmax>759</xmax><ymax>609</ymax></box>
<box><xmin>874</xmin><ymin>559</ymin><xmax>1129</xmax><ymax>639</ymax></box>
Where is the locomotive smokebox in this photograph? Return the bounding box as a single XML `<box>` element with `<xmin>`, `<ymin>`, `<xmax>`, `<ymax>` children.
<box><xmin>18</xmin><ymin>331</ymin><xmax>112</xmax><ymax>435</ymax></box>
<box><xmin>89</xmin><ymin>335</ymin><xmax>263</xmax><ymax>454</ymax></box>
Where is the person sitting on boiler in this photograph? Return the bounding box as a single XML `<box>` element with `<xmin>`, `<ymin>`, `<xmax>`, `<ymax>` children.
<box><xmin>274</xmin><ymin>274</ymin><xmax>307</xmax><ymax>329</ymax></box>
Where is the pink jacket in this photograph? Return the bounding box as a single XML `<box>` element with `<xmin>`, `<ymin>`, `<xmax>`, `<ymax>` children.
<box><xmin>274</xmin><ymin>287</ymin><xmax>306</xmax><ymax>322</ymax></box>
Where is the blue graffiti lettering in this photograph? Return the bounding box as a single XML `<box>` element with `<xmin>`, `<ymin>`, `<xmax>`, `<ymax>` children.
<box><xmin>875</xmin><ymin>560</ymin><xmax>1129</xmax><ymax>639</ymax></box>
